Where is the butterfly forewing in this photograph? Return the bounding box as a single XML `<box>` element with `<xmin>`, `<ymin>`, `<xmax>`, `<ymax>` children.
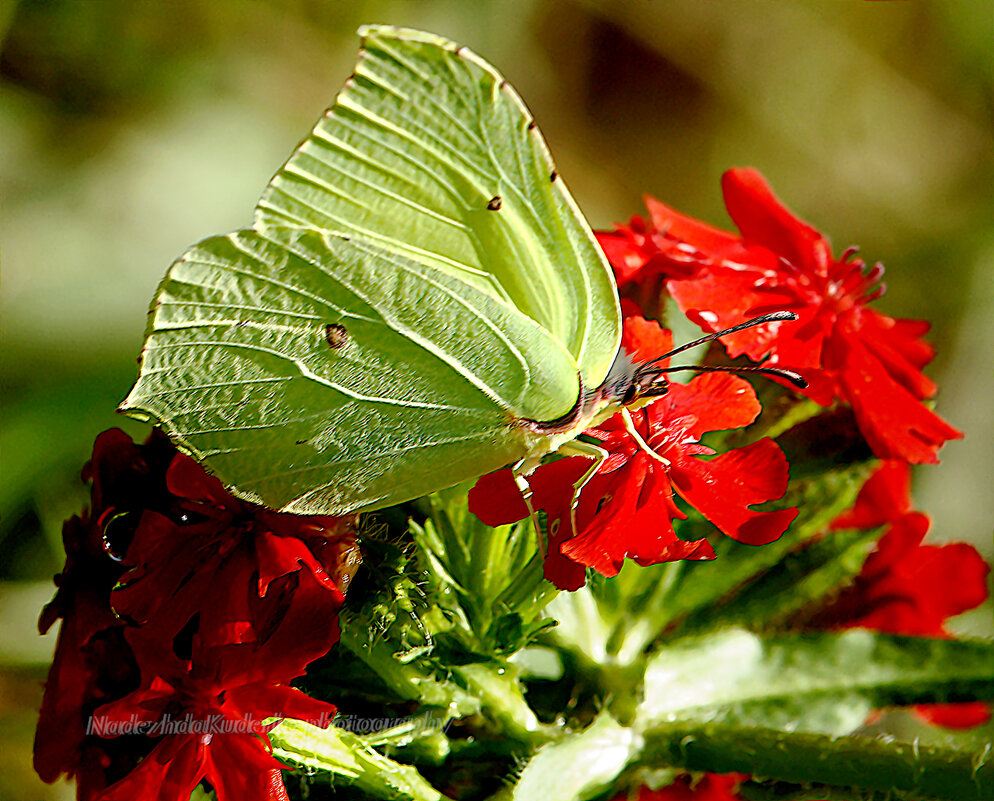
<box><xmin>255</xmin><ymin>25</ymin><xmax>621</xmax><ymax>393</ymax></box>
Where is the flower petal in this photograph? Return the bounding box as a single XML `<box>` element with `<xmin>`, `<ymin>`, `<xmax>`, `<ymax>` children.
<box><xmin>670</xmin><ymin>438</ymin><xmax>796</xmax><ymax>545</ymax></box>
<box><xmin>721</xmin><ymin>168</ymin><xmax>830</xmax><ymax>276</ymax></box>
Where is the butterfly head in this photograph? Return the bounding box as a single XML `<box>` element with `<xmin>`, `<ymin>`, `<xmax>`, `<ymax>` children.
<box><xmin>609</xmin><ymin>311</ymin><xmax>807</xmax><ymax>412</ymax></box>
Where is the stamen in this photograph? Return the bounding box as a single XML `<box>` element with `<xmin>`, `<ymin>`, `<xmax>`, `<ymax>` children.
<box><xmin>863</xmin><ymin>284</ymin><xmax>886</xmax><ymax>303</ymax></box>
<box><xmin>864</xmin><ymin>262</ymin><xmax>885</xmax><ymax>283</ymax></box>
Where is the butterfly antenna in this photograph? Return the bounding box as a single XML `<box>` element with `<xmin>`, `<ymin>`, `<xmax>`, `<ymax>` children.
<box><xmin>646</xmin><ymin>310</ymin><xmax>799</xmax><ymax>363</ymax></box>
<box><xmin>658</xmin><ymin>362</ymin><xmax>807</xmax><ymax>389</ymax></box>
<box><xmin>637</xmin><ymin>311</ymin><xmax>807</xmax><ymax>389</ymax></box>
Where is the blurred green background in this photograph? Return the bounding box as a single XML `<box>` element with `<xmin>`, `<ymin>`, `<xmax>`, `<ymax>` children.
<box><xmin>2</xmin><ymin>1</ymin><xmax>991</xmax><ymax>798</ymax></box>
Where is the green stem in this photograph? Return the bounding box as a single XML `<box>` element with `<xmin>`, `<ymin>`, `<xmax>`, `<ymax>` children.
<box><xmin>641</xmin><ymin>721</ymin><xmax>994</xmax><ymax>801</ymax></box>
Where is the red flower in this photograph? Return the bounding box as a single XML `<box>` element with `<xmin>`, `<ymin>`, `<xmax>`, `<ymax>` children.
<box><xmin>597</xmin><ymin>169</ymin><xmax>962</xmax><ymax>465</ymax></box>
<box><xmin>93</xmin><ymin>622</ymin><xmax>336</xmax><ymax>801</ymax></box>
<box><xmin>470</xmin><ymin>314</ymin><xmax>797</xmax><ymax>590</ymax></box>
<box><xmin>35</xmin><ymin>430</ymin><xmax>355</xmax><ymax>799</ymax></box>
<box><xmin>611</xmin><ymin>774</ymin><xmax>748</xmax><ymax>801</ymax></box>
<box><xmin>813</xmin><ymin>461</ymin><xmax>990</xmax><ymax>728</ymax></box>
<box><xmin>113</xmin><ymin>452</ymin><xmax>353</xmax><ymax>652</ymax></box>
<box><xmin>34</xmin><ymin>429</ymin><xmax>174</xmax><ymax>795</ymax></box>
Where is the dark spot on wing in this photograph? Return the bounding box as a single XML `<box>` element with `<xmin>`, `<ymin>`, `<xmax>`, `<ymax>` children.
<box><xmin>487</xmin><ymin>196</ymin><xmax>502</xmax><ymax>211</ymax></box>
<box><xmin>550</xmin><ymin>170</ymin><xmax>558</xmax><ymax>182</ymax></box>
<box><xmin>325</xmin><ymin>323</ymin><xmax>349</xmax><ymax>349</ymax></box>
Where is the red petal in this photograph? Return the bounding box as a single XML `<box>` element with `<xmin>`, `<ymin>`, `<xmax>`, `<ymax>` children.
<box><xmin>721</xmin><ymin>168</ymin><xmax>831</xmax><ymax>276</ymax></box>
<box><xmin>915</xmin><ymin>702</ymin><xmax>991</xmax><ymax>730</ymax></box>
<box><xmin>663</xmin><ymin>373</ymin><xmax>762</xmax><ymax>440</ymax></box>
<box><xmin>165</xmin><ymin>454</ymin><xmax>233</xmax><ymax>508</ymax></box>
<box><xmin>561</xmin><ymin>458</ymin><xmax>654</xmax><ymax>577</ymax></box>
<box><xmin>833</xmin><ymin>328</ymin><xmax>962</xmax><ymax>464</ymax></box>
<box><xmin>534</xmin><ymin>459</ymin><xmax>596</xmax><ymax>590</ymax></box>
<box><xmin>596</xmin><ymin>228</ymin><xmax>650</xmax><ymax>286</ymax></box>
<box><xmin>625</xmin><ymin>772</ymin><xmax>748</xmax><ymax>801</ymax></box>
<box><xmin>821</xmin><ymin>516</ymin><xmax>989</xmax><ymax>636</ymax></box>
<box><xmin>621</xmin><ymin>306</ymin><xmax>673</xmax><ymax>362</ymax></box>
<box><xmin>97</xmin><ymin>736</ymin><xmax>204</xmax><ymax>801</ymax></box>
<box><xmin>667</xmin><ymin>271</ymin><xmax>808</xmax><ymax>364</ymax></box>
<box><xmin>254</xmin><ymin>531</ymin><xmax>313</xmax><ymax>598</ymax></box>
<box><xmin>856</xmin><ymin>309</ymin><xmax>937</xmax><ymax>400</ymax></box>
<box><xmin>670</xmin><ymin>439</ymin><xmax>796</xmax><ymax>545</ymax></box>
<box><xmin>543</xmin><ymin>538</ymin><xmax>588</xmax><ymax>591</ymax></box>
<box><xmin>205</xmin><ymin>733</ymin><xmax>289</xmax><ymax>801</ymax></box>
<box><xmin>832</xmin><ymin>461</ymin><xmax>911</xmax><ymax>530</ymax></box>
<box><xmin>227</xmin><ymin>684</ymin><xmax>336</xmax><ymax>730</ymax></box>
<box><xmin>468</xmin><ymin>469</ymin><xmax>529</xmax><ymax>526</ymax></box>
<box><xmin>644</xmin><ymin>196</ymin><xmax>743</xmax><ymax>256</ymax></box>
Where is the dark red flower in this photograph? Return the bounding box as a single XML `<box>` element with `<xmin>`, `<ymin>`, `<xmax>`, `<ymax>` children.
<box><xmin>597</xmin><ymin>169</ymin><xmax>962</xmax><ymax>465</ymax></box>
<box><xmin>34</xmin><ymin>429</ymin><xmax>174</xmax><ymax>794</ymax></box>
<box><xmin>813</xmin><ymin>461</ymin><xmax>990</xmax><ymax>728</ymax></box>
<box><xmin>113</xmin><ymin>452</ymin><xmax>353</xmax><ymax>652</ymax></box>
<box><xmin>93</xmin><ymin>621</ymin><xmax>336</xmax><ymax>801</ymax></box>
<box><xmin>470</xmin><ymin>314</ymin><xmax>797</xmax><ymax>590</ymax></box>
<box><xmin>35</xmin><ymin>429</ymin><xmax>356</xmax><ymax>799</ymax></box>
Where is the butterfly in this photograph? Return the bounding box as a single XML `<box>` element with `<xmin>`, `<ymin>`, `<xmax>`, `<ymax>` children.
<box><xmin>121</xmin><ymin>26</ymin><xmax>800</xmax><ymax>515</ymax></box>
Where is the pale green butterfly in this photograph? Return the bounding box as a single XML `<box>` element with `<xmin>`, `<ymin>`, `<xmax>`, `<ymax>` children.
<box><xmin>121</xmin><ymin>26</ymin><xmax>799</xmax><ymax>515</ymax></box>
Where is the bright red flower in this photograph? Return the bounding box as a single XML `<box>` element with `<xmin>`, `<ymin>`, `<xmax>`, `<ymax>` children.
<box><xmin>813</xmin><ymin>461</ymin><xmax>991</xmax><ymax>728</ymax></box>
<box><xmin>470</xmin><ymin>314</ymin><xmax>797</xmax><ymax>590</ymax></box>
<box><xmin>597</xmin><ymin>169</ymin><xmax>962</xmax><ymax>465</ymax></box>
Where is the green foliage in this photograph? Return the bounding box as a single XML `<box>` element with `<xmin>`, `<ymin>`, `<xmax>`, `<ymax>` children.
<box><xmin>276</xmin><ymin>473</ymin><xmax>993</xmax><ymax>801</ymax></box>
<box><xmin>411</xmin><ymin>484</ymin><xmax>558</xmax><ymax>659</ymax></box>
<box><xmin>637</xmin><ymin>630</ymin><xmax>994</xmax><ymax>736</ymax></box>
<box><xmin>642</xmin><ymin>723</ymin><xmax>993</xmax><ymax>801</ymax></box>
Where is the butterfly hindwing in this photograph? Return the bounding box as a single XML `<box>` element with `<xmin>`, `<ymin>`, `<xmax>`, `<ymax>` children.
<box><xmin>122</xmin><ymin>228</ymin><xmax>579</xmax><ymax>513</ymax></box>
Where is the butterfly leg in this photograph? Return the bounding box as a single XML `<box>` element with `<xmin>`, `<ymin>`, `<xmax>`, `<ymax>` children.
<box><xmin>621</xmin><ymin>407</ymin><xmax>670</xmax><ymax>465</ymax></box>
<box><xmin>555</xmin><ymin>438</ymin><xmax>609</xmax><ymax>546</ymax></box>
<box><xmin>510</xmin><ymin>460</ymin><xmax>544</xmax><ymax>551</ymax></box>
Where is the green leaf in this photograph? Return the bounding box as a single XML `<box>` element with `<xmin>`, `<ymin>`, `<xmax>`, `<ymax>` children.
<box><xmin>637</xmin><ymin>629</ymin><xmax>994</xmax><ymax>737</ymax></box>
<box><xmin>510</xmin><ymin>712</ymin><xmax>639</xmax><ymax>801</ymax></box>
<box><xmin>451</xmin><ymin>662</ymin><xmax>554</xmax><ymax>745</ymax></box>
<box><xmin>270</xmin><ymin>719</ymin><xmax>444</xmax><ymax>801</ymax></box>
<box><xmin>546</xmin><ymin>560</ymin><xmax>684</xmax><ymax>669</ymax></box>
<box><xmin>683</xmin><ymin>526</ymin><xmax>882</xmax><ymax>633</ymax></box>
<box><xmin>411</xmin><ymin>483</ymin><xmax>558</xmax><ymax>657</ymax></box>
<box><xmin>639</xmin><ymin>721</ymin><xmax>994</xmax><ymax>801</ymax></box>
